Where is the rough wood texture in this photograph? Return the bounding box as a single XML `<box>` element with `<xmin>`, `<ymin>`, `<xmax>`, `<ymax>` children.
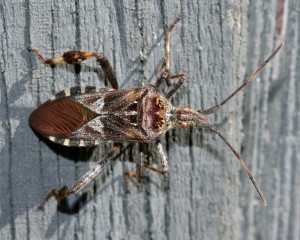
<box><xmin>241</xmin><ymin>1</ymin><xmax>300</xmax><ymax>239</ymax></box>
<box><xmin>0</xmin><ymin>0</ymin><xmax>296</xmax><ymax>239</ymax></box>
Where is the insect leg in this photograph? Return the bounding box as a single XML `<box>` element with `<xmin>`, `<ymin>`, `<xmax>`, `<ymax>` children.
<box><xmin>201</xmin><ymin>123</ymin><xmax>267</xmax><ymax>206</ymax></box>
<box><xmin>136</xmin><ymin>144</ymin><xmax>146</xmax><ymax>182</ymax></box>
<box><xmin>27</xmin><ymin>46</ymin><xmax>119</xmax><ymax>89</ymax></box>
<box><xmin>144</xmin><ymin>140</ymin><xmax>169</xmax><ymax>174</ymax></box>
<box><xmin>93</xmin><ymin>53</ymin><xmax>119</xmax><ymax>89</ymax></box>
<box><xmin>124</xmin><ymin>141</ymin><xmax>169</xmax><ymax>191</ymax></box>
<box><xmin>156</xmin><ymin>14</ymin><xmax>181</xmax><ymax>87</ymax></box>
<box><xmin>154</xmin><ymin>16</ymin><xmax>187</xmax><ymax>99</ymax></box>
<box><xmin>124</xmin><ymin>144</ymin><xmax>145</xmax><ymax>192</ymax></box>
<box><xmin>164</xmin><ymin>15</ymin><xmax>181</xmax><ymax>74</ymax></box>
<box><xmin>38</xmin><ymin>144</ymin><xmax>120</xmax><ymax>210</ymax></box>
<box><xmin>165</xmin><ymin>74</ymin><xmax>186</xmax><ymax>99</ymax></box>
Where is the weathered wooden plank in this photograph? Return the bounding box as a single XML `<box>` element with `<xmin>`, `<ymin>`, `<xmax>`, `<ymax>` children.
<box><xmin>240</xmin><ymin>0</ymin><xmax>300</xmax><ymax>240</ymax></box>
<box><xmin>0</xmin><ymin>0</ymin><xmax>295</xmax><ymax>239</ymax></box>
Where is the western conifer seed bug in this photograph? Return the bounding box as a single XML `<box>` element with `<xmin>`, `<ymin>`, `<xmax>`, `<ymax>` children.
<box><xmin>28</xmin><ymin>15</ymin><xmax>284</xmax><ymax>209</ymax></box>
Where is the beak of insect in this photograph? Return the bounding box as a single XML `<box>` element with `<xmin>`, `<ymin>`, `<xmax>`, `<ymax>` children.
<box><xmin>174</xmin><ymin>106</ymin><xmax>207</xmax><ymax>128</ymax></box>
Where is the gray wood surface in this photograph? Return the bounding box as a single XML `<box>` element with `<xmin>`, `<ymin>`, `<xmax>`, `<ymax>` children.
<box><xmin>242</xmin><ymin>1</ymin><xmax>300</xmax><ymax>239</ymax></box>
<box><xmin>0</xmin><ymin>0</ymin><xmax>297</xmax><ymax>239</ymax></box>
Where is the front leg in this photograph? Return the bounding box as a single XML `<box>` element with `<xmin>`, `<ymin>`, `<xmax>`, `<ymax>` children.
<box><xmin>28</xmin><ymin>46</ymin><xmax>119</xmax><ymax>89</ymax></box>
<box><xmin>124</xmin><ymin>144</ymin><xmax>145</xmax><ymax>192</ymax></box>
<box><xmin>155</xmin><ymin>15</ymin><xmax>186</xmax><ymax>99</ymax></box>
<box><xmin>156</xmin><ymin>15</ymin><xmax>181</xmax><ymax>88</ymax></box>
<box><xmin>144</xmin><ymin>139</ymin><xmax>169</xmax><ymax>174</ymax></box>
<box><xmin>124</xmin><ymin>140</ymin><xmax>169</xmax><ymax>191</ymax></box>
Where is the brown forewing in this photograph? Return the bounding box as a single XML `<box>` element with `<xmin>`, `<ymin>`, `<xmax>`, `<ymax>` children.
<box><xmin>29</xmin><ymin>98</ymin><xmax>99</xmax><ymax>137</ymax></box>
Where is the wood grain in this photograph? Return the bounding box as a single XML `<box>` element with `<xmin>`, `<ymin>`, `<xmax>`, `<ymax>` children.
<box><xmin>0</xmin><ymin>0</ymin><xmax>296</xmax><ymax>239</ymax></box>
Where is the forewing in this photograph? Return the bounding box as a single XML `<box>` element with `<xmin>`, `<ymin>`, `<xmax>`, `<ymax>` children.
<box><xmin>29</xmin><ymin>98</ymin><xmax>98</xmax><ymax>137</ymax></box>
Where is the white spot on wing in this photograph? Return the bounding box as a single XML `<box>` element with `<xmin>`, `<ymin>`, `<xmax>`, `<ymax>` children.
<box><xmin>79</xmin><ymin>140</ymin><xmax>85</xmax><ymax>147</ymax></box>
<box><xmin>64</xmin><ymin>89</ymin><xmax>71</xmax><ymax>96</ymax></box>
<box><xmin>63</xmin><ymin>139</ymin><xmax>70</xmax><ymax>146</ymax></box>
<box><xmin>49</xmin><ymin>136</ymin><xmax>56</xmax><ymax>142</ymax></box>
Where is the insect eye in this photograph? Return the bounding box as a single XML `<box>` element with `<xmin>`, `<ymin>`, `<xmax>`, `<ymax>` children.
<box><xmin>154</xmin><ymin>116</ymin><xmax>165</xmax><ymax>128</ymax></box>
<box><xmin>155</xmin><ymin>98</ymin><xmax>165</xmax><ymax>110</ymax></box>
